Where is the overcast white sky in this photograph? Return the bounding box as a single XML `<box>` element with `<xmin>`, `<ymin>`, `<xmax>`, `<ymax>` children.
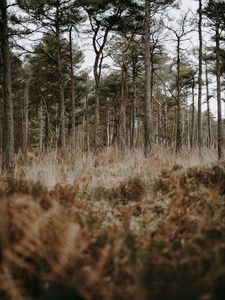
<box><xmin>11</xmin><ymin>0</ymin><xmax>224</xmax><ymax>118</ymax></box>
<box><xmin>80</xmin><ymin>0</ymin><xmax>224</xmax><ymax>117</ymax></box>
<box><xmin>81</xmin><ymin>0</ymin><xmax>199</xmax><ymax>68</ymax></box>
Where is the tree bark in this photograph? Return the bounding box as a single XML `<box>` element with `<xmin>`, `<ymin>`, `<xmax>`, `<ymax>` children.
<box><xmin>190</xmin><ymin>78</ymin><xmax>195</xmax><ymax>148</ymax></box>
<box><xmin>69</xmin><ymin>26</ymin><xmax>76</xmax><ymax>150</ymax></box>
<box><xmin>197</xmin><ymin>0</ymin><xmax>203</xmax><ymax>152</ymax></box>
<box><xmin>215</xmin><ymin>13</ymin><xmax>223</xmax><ymax>159</ymax></box>
<box><xmin>58</xmin><ymin>54</ymin><xmax>66</xmax><ymax>150</ymax></box>
<box><xmin>144</xmin><ymin>0</ymin><xmax>153</xmax><ymax>155</ymax></box>
<box><xmin>44</xmin><ymin>110</ymin><xmax>49</xmax><ymax>151</ymax></box>
<box><xmin>0</xmin><ymin>0</ymin><xmax>14</xmax><ymax>172</ymax></box>
<box><xmin>176</xmin><ymin>37</ymin><xmax>182</xmax><ymax>153</ymax></box>
<box><xmin>92</xmin><ymin>24</ymin><xmax>109</xmax><ymax>149</ymax></box>
<box><xmin>84</xmin><ymin>88</ymin><xmax>89</xmax><ymax>152</ymax></box>
<box><xmin>120</xmin><ymin>53</ymin><xmax>128</xmax><ymax>147</ymax></box>
<box><xmin>22</xmin><ymin>79</ymin><xmax>29</xmax><ymax>154</ymax></box>
<box><xmin>39</xmin><ymin>99</ymin><xmax>44</xmax><ymax>150</ymax></box>
<box><xmin>56</xmin><ymin>4</ymin><xmax>66</xmax><ymax>151</ymax></box>
<box><xmin>131</xmin><ymin>63</ymin><xmax>137</xmax><ymax>148</ymax></box>
<box><xmin>205</xmin><ymin>62</ymin><xmax>212</xmax><ymax>146</ymax></box>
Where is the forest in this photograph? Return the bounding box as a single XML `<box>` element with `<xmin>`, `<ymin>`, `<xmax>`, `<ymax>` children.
<box><xmin>0</xmin><ymin>0</ymin><xmax>225</xmax><ymax>299</ymax></box>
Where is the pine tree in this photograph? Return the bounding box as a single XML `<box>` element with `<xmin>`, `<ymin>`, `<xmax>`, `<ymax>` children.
<box><xmin>204</xmin><ymin>0</ymin><xmax>225</xmax><ymax>159</ymax></box>
<box><xmin>18</xmin><ymin>0</ymin><xmax>82</xmax><ymax>151</ymax></box>
<box><xmin>0</xmin><ymin>0</ymin><xmax>14</xmax><ymax>172</ymax></box>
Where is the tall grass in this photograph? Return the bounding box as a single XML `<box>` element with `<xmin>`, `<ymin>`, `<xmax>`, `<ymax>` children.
<box><xmin>0</xmin><ymin>146</ymin><xmax>224</xmax><ymax>300</ymax></box>
<box><xmin>7</xmin><ymin>146</ymin><xmax>218</xmax><ymax>190</ymax></box>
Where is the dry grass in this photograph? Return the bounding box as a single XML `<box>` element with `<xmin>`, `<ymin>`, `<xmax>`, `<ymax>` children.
<box><xmin>0</xmin><ymin>146</ymin><xmax>224</xmax><ymax>300</ymax></box>
<box><xmin>10</xmin><ymin>146</ymin><xmax>218</xmax><ymax>190</ymax></box>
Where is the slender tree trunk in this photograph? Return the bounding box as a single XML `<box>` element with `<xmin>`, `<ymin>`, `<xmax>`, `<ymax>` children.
<box><xmin>22</xmin><ymin>79</ymin><xmax>29</xmax><ymax>154</ymax></box>
<box><xmin>197</xmin><ymin>0</ymin><xmax>203</xmax><ymax>152</ymax></box>
<box><xmin>157</xmin><ymin>102</ymin><xmax>160</xmax><ymax>144</ymax></box>
<box><xmin>92</xmin><ymin>26</ymin><xmax>109</xmax><ymax>149</ymax></box>
<box><xmin>39</xmin><ymin>95</ymin><xmax>50</xmax><ymax>151</ymax></box>
<box><xmin>187</xmin><ymin>108</ymin><xmax>190</xmax><ymax>148</ymax></box>
<box><xmin>131</xmin><ymin>60</ymin><xmax>137</xmax><ymax>148</ymax></box>
<box><xmin>120</xmin><ymin>55</ymin><xmax>128</xmax><ymax>147</ymax></box>
<box><xmin>205</xmin><ymin>63</ymin><xmax>212</xmax><ymax>146</ymax></box>
<box><xmin>58</xmin><ymin>55</ymin><xmax>66</xmax><ymax>150</ymax></box>
<box><xmin>94</xmin><ymin>79</ymin><xmax>101</xmax><ymax>148</ymax></box>
<box><xmin>0</xmin><ymin>0</ymin><xmax>14</xmax><ymax>172</ymax></box>
<box><xmin>93</xmin><ymin>49</ymin><xmax>104</xmax><ymax>149</ymax></box>
<box><xmin>107</xmin><ymin>109</ymin><xmax>111</xmax><ymax>147</ymax></box>
<box><xmin>69</xmin><ymin>27</ymin><xmax>76</xmax><ymax>150</ymax></box>
<box><xmin>144</xmin><ymin>0</ymin><xmax>153</xmax><ymax>155</ymax></box>
<box><xmin>173</xmin><ymin>109</ymin><xmax>177</xmax><ymax>148</ymax></box>
<box><xmin>84</xmin><ymin>89</ymin><xmax>89</xmax><ymax>152</ymax></box>
<box><xmin>39</xmin><ymin>99</ymin><xmax>44</xmax><ymax>150</ymax></box>
<box><xmin>112</xmin><ymin>105</ymin><xmax>119</xmax><ymax>147</ymax></box>
<box><xmin>215</xmin><ymin>15</ymin><xmax>223</xmax><ymax>159</ymax></box>
<box><xmin>55</xmin><ymin>7</ymin><xmax>66</xmax><ymax>151</ymax></box>
<box><xmin>190</xmin><ymin>79</ymin><xmax>195</xmax><ymax>148</ymax></box>
<box><xmin>44</xmin><ymin>110</ymin><xmax>49</xmax><ymax>151</ymax></box>
<box><xmin>176</xmin><ymin>37</ymin><xmax>181</xmax><ymax>153</ymax></box>
<box><xmin>164</xmin><ymin>102</ymin><xmax>168</xmax><ymax>147</ymax></box>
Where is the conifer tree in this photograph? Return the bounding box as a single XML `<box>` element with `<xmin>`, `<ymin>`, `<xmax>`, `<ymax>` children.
<box><xmin>204</xmin><ymin>0</ymin><xmax>225</xmax><ymax>159</ymax></box>
<box><xmin>0</xmin><ymin>0</ymin><xmax>14</xmax><ymax>172</ymax></box>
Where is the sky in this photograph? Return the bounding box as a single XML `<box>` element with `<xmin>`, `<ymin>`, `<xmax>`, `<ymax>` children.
<box><xmin>81</xmin><ymin>0</ymin><xmax>199</xmax><ymax>68</ymax></box>
<box><xmin>79</xmin><ymin>0</ymin><xmax>224</xmax><ymax>117</ymax></box>
<box><xmin>10</xmin><ymin>0</ymin><xmax>225</xmax><ymax>118</ymax></box>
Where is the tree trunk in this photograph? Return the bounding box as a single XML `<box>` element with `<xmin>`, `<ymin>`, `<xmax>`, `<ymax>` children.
<box><xmin>144</xmin><ymin>0</ymin><xmax>153</xmax><ymax>155</ymax></box>
<box><xmin>22</xmin><ymin>79</ymin><xmax>29</xmax><ymax>154</ymax></box>
<box><xmin>58</xmin><ymin>56</ymin><xmax>66</xmax><ymax>150</ymax></box>
<box><xmin>55</xmin><ymin>7</ymin><xmax>66</xmax><ymax>151</ymax></box>
<box><xmin>190</xmin><ymin>79</ymin><xmax>195</xmax><ymax>148</ymax></box>
<box><xmin>120</xmin><ymin>56</ymin><xmax>128</xmax><ymax>147</ymax></box>
<box><xmin>176</xmin><ymin>37</ymin><xmax>181</xmax><ymax>153</ymax></box>
<box><xmin>44</xmin><ymin>110</ymin><xmax>49</xmax><ymax>151</ymax></box>
<box><xmin>69</xmin><ymin>27</ymin><xmax>76</xmax><ymax>150</ymax></box>
<box><xmin>39</xmin><ymin>99</ymin><xmax>44</xmax><ymax>150</ymax></box>
<box><xmin>93</xmin><ymin>49</ymin><xmax>103</xmax><ymax>149</ymax></box>
<box><xmin>0</xmin><ymin>0</ymin><xmax>14</xmax><ymax>172</ymax></box>
<box><xmin>197</xmin><ymin>0</ymin><xmax>203</xmax><ymax>152</ymax></box>
<box><xmin>94</xmin><ymin>80</ymin><xmax>101</xmax><ymax>148</ymax></box>
<box><xmin>92</xmin><ymin>26</ymin><xmax>109</xmax><ymax>149</ymax></box>
<box><xmin>84</xmin><ymin>89</ymin><xmax>89</xmax><ymax>152</ymax></box>
<box><xmin>205</xmin><ymin>62</ymin><xmax>212</xmax><ymax>146</ymax></box>
<box><xmin>164</xmin><ymin>102</ymin><xmax>168</xmax><ymax>147</ymax></box>
<box><xmin>131</xmin><ymin>60</ymin><xmax>137</xmax><ymax>148</ymax></box>
<box><xmin>215</xmin><ymin>14</ymin><xmax>223</xmax><ymax>159</ymax></box>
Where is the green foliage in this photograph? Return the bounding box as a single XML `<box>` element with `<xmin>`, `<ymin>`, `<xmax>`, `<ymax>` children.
<box><xmin>17</xmin><ymin>0</ymin><xmax>83</xmax><ymax>32</ymax></box>
<box><xmin>81</xmin><ymin>0</ymin><xmax>142</xmax><ymax>30</ymax></box>
<box><xmin>204</xmin><ymin>0</ymin><xmax>225</xmax><ymax>28</ymax></box>
<box><xmin>26</xmin><ymin>35</ymin><xmax>85</xmax><ymax>149</ymax></box>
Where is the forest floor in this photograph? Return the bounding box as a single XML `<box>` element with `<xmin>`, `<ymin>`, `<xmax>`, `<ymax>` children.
<box><xmin>0</xmin><ymin>147</ymin><xmax>224</xmax><ymax>300</ymax></box>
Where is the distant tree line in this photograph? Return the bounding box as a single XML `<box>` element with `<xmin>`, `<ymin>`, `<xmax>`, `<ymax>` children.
<box><xmin>0</xmin><ymin>0</ymin><xmax>225</xmax><ymax>172</ymax></box>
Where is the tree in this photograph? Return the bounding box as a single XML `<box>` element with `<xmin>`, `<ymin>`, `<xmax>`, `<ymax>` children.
<box><xmin>205</xmin><ymin>59</ymin><xmax>212</xmax><ymax>146</ymax></box>
<box><xmin>69</xmin><ymin>25</ymin><xmax>76</xmax><ymax>149</ymax></box>
<box><xmin>144</xmin><ymin>0</ymin><xmax>176</xmax><ymax>155</ymax></box>
<box><xmin>21</xmin><ymin>64</ymin><xmax>30</xmax><ymax>155</ymax></box>
<box><xmin>26</xmin><ymin>34</ymin><xmax>84</xmax><ymax>150</ymax></box>
<box><xmin>82</xmin><ymin>0</ymin><xmax>140</xmax><ymax>149</ymax></box>
<box><xmin>0</xmin><ymin>0</ymin><xmax>14</xmax><ymax>172</ymax></box>
<box><xmin>144</xmin><ymin>0</ymin><xmax>153</xmax><ymax>155</ymax></box>
<box><xmin>164</xmin><ymin>12</ymin><xmax>192</xmax><ymax>152</ymax></box>
<box><xmin>197</xmin><ymin>0</ymin><xmax>203</xmax><ymax>153</ymax></box>
<box><xmin>18</xmin><ymin>0</ymin><xmax>82</xmax><ymax>151</ymax></box>
<box><xmin>204</xmin><ymin>0</ymin><xmax>225</xmax><ymax>159</ymax></box>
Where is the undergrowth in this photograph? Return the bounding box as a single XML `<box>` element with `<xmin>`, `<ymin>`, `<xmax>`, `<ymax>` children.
<box><xmin>0</xmin><ymin>148</ymin><xmax>224</xmax><ymax>299</ymax></box>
